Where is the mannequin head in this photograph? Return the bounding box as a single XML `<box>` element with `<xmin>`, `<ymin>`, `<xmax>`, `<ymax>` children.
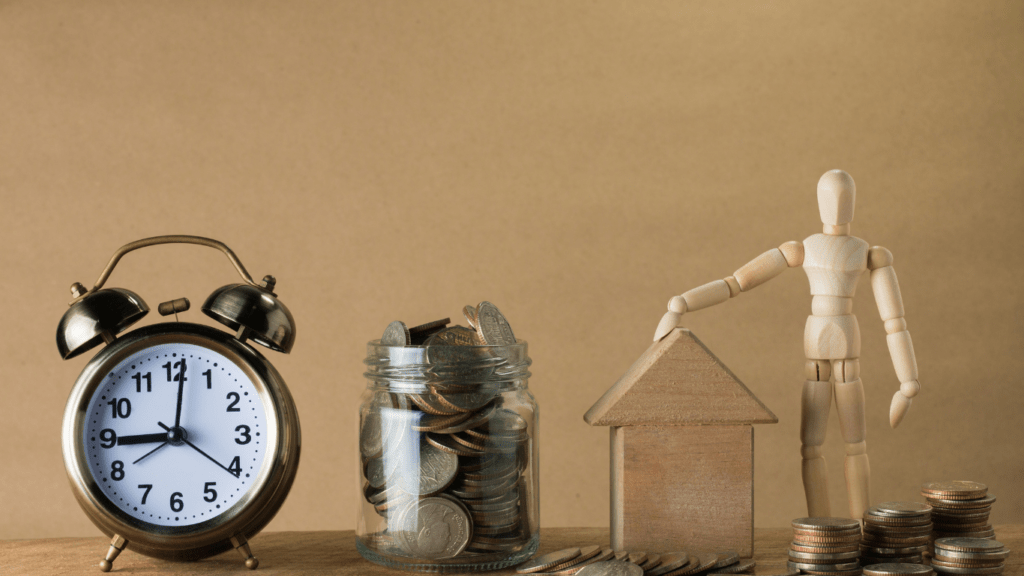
<box><xmin>817</xmin><ymin>169</ymin><xmax>856</xmax><ymax>226</ymax></box>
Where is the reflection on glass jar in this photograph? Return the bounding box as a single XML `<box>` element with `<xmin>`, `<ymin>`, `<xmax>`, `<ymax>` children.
<box><xmin>356</xmin><ymin>340</ymin><xmax>539</xmax><ymax>572</ymax></box>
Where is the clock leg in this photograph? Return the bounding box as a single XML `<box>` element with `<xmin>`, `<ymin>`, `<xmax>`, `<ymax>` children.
<box><xmin>230</xmin><ymin>534</ymin><xmax>259</xmax><ymax>570</ymax></box>
<box><xmin>98</xmin><ymin>534</ymin><xmax>127</xmax><ymax>572</ymax></box>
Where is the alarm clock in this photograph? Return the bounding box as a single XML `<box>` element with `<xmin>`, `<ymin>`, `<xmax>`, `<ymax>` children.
<box><xmin>57</xmin><ymin>236</ymin><xmax>301</xmax><ymax>572</ymax></box>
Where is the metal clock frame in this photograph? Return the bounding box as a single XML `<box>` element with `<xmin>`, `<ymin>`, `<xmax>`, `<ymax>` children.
<box><xmin>62</xmin><ymin>323</ymin><xmax>301</xmax><ymax>568</ymax></box>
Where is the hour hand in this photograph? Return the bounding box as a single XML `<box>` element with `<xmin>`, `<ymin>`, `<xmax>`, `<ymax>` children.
<box><xmin>117</xmin><ymin>433</ymin><xmax>168</xmax><ymax>446</ymax></box>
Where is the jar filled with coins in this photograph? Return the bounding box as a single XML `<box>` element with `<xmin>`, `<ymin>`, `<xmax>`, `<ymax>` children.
<box><xmin>356</xmin><ymin>303</ymin><xmax>540</xmax><ymax>572</ymax></box>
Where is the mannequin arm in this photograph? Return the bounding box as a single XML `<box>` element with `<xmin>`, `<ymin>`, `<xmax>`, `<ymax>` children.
<box><xmin>653</xmin><ymin>241</ymin><xmax>803</xmax><ymax>340</ymax></box>
<box><xmin>868</xmin><ymin>246</ymin><xmax>920</xmax><ymax>428</ymax></box>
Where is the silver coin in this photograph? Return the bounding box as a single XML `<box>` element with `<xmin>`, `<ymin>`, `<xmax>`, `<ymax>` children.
<box><xmin>874</xmin><ymin>502</ymin><xmax>933</xmax><ymax>517</ymax></box>
<box><xmin>396</xmin><ymin>441</ymin><xmax>458</xmax><ymax>496</ymax></box>
<box><xmin>932</xmin><ymin>548</ymin><xmax>1010</xmax><ymax>561</ymax></box>
<box><xmin>647</xmin><ymin>552</ymin><xmax>690</xmax><ymax>576</ymax></box>
<box><xmin>863</xmin><ymin>564</ymin><xmax>935</xmax><ymax>576</ymax></box>
<box><xmin>576</xmin><ymin>560</ymin><xmax>644</xmax><ymax>576</ymax></box>
<box><xmin>394</xmin><ymin>497</ymin><xmax>472</xmax><ymax>559</ymax></box>
<box><xmin>929</xmin><ymin>565</ymin><xmax>1004</xmax><ymax>575</ymax></box>
<box><xmin>359</xmin><ymin>411</ymin><xmax>383</xmax><ymax>458</ymax></box>
<box><xmin>366</xmin><ymin>457</ymin><xmax>387</xmax><ymax>489</ymax></box>
<box><xmin>715</xmin><ymin>551</ymin><xmax>740</xmax><ymax>568</ymax></box>
<box><xmin>711</xmin><ymin>559</ymin><xmax>757</xmax><ymax>574</ymax></box>
<box><xmin>934</xmin><ymin>538</ymin><xmax>1006</xmax><ymax>553</ymax></box>
<box><xmin>463</xmin><ymin>304</ymin><xmax>480</xmax><ymax>329</ymax></box>
<box><xmin>381</xmin><ymin>320</ymin><xmax>411</xmax><ymax>346</ymax></box>
<box><xmin>788</xmin><ymin>560</ymin><xmax>861</xmax><ymax>571</ymax></box>
<box><xmin>789</xmin><ymin>550</ymin><xmax>861</xmax><ymax>561</ymax></box>
<box><xmin>793</xmin><ymin>517</ymin><xmax>863</xmax><ymax>531</ymax></box>
<box><xmin>475</xmin><ymin>301</ymin><xmax>517</xmax><ymax>345</ymax></box>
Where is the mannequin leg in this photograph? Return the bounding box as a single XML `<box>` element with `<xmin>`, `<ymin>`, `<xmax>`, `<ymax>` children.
<box><xmin>801</xmin><ymin>360</ymin><xmax>833</xmax><ymax>517</ymax></box>
<box><xmin>833</xmin><ymin>359</ymin><xmax>870</xmax><ymax>520</ymax></box>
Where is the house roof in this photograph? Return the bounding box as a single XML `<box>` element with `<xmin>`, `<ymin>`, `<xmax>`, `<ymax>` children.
<box><xmin>584</xmin><ymin>328</ymin><xmax>778</xmax><ymax>426</ymax></box>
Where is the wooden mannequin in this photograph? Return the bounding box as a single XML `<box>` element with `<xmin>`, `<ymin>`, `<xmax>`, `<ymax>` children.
<box><xmin>653</xmin><ymin>170</ymin><xmax>920</xmax><ymax>520</ymax></box>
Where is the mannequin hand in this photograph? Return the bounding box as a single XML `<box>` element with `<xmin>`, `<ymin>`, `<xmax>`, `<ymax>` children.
<box><xmin>653</xmin><ymin>310</ymin><xmax>681</xmax><ymax>341</ymax></box>
<box><xmin>889</xmin><ymin>380</ymin><xmax>919</xmax><ymax>428</ymax></box>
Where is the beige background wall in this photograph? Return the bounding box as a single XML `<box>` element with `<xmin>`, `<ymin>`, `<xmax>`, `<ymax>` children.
<box><xmin>1</xmin><ymin>1</ymin><xmax>1021</xmax><ymax>540</ymax></box>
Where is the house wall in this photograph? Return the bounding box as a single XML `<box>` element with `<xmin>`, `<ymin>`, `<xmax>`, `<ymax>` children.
<box><xmin>612</xmin><ymin>425</ymin><xmax>754</xmax><ymax>557</ymax></box>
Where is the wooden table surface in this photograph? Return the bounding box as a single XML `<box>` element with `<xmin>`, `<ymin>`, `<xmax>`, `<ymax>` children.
<box><xmin>2</xmin><ymin>526</ymin><xmax>1020</xmax><ymax>576</ymax></box>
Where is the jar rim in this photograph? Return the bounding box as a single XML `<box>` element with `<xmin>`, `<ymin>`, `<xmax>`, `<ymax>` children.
<box><xmin>363</xmin><ymin>339</ymin><xmax>531</xmax><ymax>392</ymax></box>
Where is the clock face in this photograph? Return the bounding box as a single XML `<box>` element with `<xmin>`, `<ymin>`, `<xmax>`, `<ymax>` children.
<box><xmin>81</xmin><ymin>341</ymin><xmax>269</xmax><ymax>528</ymax></box>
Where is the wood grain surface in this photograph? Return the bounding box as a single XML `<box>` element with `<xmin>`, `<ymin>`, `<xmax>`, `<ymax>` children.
<box><xmin>585</xmin><ymin>329</ymin><xmax>778</xmax><ymax>427</ymax></box>
<box><xmin>1</xmin><ymin>526</ymin><xmax>1021</xmax><ymax>576</ymax></box>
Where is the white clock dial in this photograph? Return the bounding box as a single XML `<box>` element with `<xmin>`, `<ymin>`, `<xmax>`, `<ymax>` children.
<box><xmin>82</xmin><ymin>342</ymin><xmax>269</xmax><ymax>527</ymax></box>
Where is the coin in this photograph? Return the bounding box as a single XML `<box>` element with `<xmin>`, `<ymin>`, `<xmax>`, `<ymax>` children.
<box><xmin>711</xmin><ymin>559</ymin><xmax>757</xmax><ymax>574</ymax></box>
<box><xmin>789</xmin><ymin>550</ymin><xmax>861</xmax><ymax>561</ymax></box>
<box><xmin>396</xmin><ymin>442</ymin><xmax>458</xmax><ymax>496</ymax></box>
<box><xmin>874</xmin><ymin>502</ymin><xmax>933</xmax><ymax>517</ymax></box>
<box><xmin>715</xmin><ymin>551</ymin><xmax>740</xmax><ymax>568</ymax></box>
<box><xmin>394</xmin><ymin>497</ymin><xmax>472</xmax><ymax>559</ymax></box>
<box><xmin>576</xmin><ymin>560</ymin><xmax>644</xmax><ymax>576</ymax></box>
<box><xmin>545</xmin><ymin>549</ymin><xmax>617</xmax><ymax>576</ymax></box>
<box><xmin>921</xmin><ymin>481</ymin><xmax>988</xmax><ymax>501</ymax></box>
<box><xmin>794</xmin><ymin>518</ymin><xmax>863</xmax><ymax>531</ymax></box>
<box><xmin>862</xmin><ymin>564</ymin><xmax>935</xmax><ymax>576</ymax></box>
<box><xmin>647</xmin><ymin>551</ymin><xmax>690</xmax><ymax>576</ymax></box>
<box><xmin>408</xmin><ymin>317</ymin><xmax>451</xmax><ymax>345</ymax></box>
<box><xmin>929</xmin><ymin>565</ymin><xmax>1004</xmax><ymax>575</ymax></box>
<box><xmin>788</xmin><ymin>560</ymin><xmax>861</xmax><ymax>571</ymax></box>
<box><xmin>476</xmin><ymin>301</ymin><xmax>517</xmax><ymax>345</ymax></box>
<box><xmin>627</xmin><ymin>552</ymin><xmax>648</xmax><ymax>566</ymax></box>
<box><xmin>793</xmin><ymin>544</ymin><xmax>861</xmax><ymax>554</ymax></box>
<box><xmin>517</xmin><ymin>547</ymin><xmax>583</xmax><ymax>573</ymax></box>
<box><xmin>547</xmin><ymin>545</ymin><xmax>603</xmax><ymax>571</ymax></box>
<box><xmin>464</xmin><ymin>305</ymin><xmax>480</xmax><ymax>329</ymax></box>
<box><xmin>366</xmin><ymin>457</ymin><xmax>387</xmax><ymax>489</ymax></box>
<box><xmin>934</xmin><ymin>538</ymin><xmax>1006</xmax><ymax>553</ymax></box>
<box><xmin>642</xmin><ymin>554</ymin><xmax>663</xmax><ymax>570</ymax></box>
<box><xmin>794</xmin><ymin>534</ymin><xmax>864</xmax><ymax>544</ymax></box>
<box><xmin>673</xmin><ymin>552</ymin><xmax>719</xmax><ymax>576</ymax></box>
<box><xmin>382</xmin><ymin>321</ymin><xmax>411</xmax><ymax>346</ymax></box>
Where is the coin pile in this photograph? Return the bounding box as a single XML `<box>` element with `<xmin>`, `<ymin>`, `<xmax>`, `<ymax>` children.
<box><xmin>931</xmin><ymin>538</ymin><xmax>1010</xmax><ymax>575</ymax></box>
<box><xmin>361</xmin><ymin>302</ymin><xmax>535</xmax><ymax>561</ymax></box>
<box><xmin>789</xmin><ymin>517</ymin><xmax>863</xmax><ymax>576</ymax></box>
<box><xmin>860</xmin><ymin>502</ymin><xmax>932</xmax><ymax>566</ymax></box>
<box><xmin>921</xmin><ymin>482</ymin><xmax>997</xmax><ymax>543</ymax></box>
<box><xmin>516</xmin><ymin>547</ymin><xmax>753</xmax><ymax>576</ymax></box>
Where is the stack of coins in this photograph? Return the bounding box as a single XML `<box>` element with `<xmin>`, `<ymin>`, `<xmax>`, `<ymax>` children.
<box><xmin>921</xmin><ymin>482</ymin><xmax>997</xmax><ymax>543</ymax></box>
<box><xmin>789</xmin><ymin>518</ymin><xmax>863</xmax><ymax>576</ymax></box>
<box><xmin>361</xmin><ymin>302</ymin><xmax>535</xmax><ymax>561</ymax></box>
<box><xmin>931</xmin><ymin>538</ymin><xmax>1010</xmax><ymax>575</ymax></box>
<box><xmin>860</xmin><ymin>502</ymin><xmax>932</xmax><ymax>566</ymax></box>
<box><xmin>516</xmin><ymin>548</ymin><xmax>753</xmax><ymax>576</ymax></box>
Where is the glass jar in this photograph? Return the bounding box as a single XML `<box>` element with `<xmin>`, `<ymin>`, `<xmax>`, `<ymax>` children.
<box><xmin>355</xmin><ymin>339</ymin><xmax>539</xmax><ymax>572</ymax></box>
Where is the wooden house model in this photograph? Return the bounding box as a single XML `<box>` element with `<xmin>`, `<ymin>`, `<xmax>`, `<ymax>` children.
<box><xmin>584</xmin><ymin>328</ymin><xmax>778</xmax><ymax>557</ymax></box>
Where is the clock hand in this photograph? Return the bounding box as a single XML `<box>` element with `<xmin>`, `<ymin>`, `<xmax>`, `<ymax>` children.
<box><xmin>116</xmin><ymin>433</ymin><xmax>167</xmax><ymax>445</ymax></box>
<box><xmin>132</xmin><ymin>442</ymin><xmax>168</xmax><ymax>465</ymax></box>
<box><xmin>173</xmin><ymin>358</ymin><xmax>187</xmax><ymax>428</ymax></box>
<box><xmin>158</xmin><ymin>421</ymin><xmax>239</xmax><ymax>478</ymax></box>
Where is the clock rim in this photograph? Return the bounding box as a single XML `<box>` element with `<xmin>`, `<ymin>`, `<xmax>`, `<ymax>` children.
<box><xmin>61</xmin><ymin>322</ymin><xmax>301</xmax><ymax>560</ymax></box>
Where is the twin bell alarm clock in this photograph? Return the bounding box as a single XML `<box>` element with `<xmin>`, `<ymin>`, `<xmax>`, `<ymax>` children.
<box><xmin>57</xmin><ymin>236</ymin><xmax>301</xmax><ymax>572</ymax></box>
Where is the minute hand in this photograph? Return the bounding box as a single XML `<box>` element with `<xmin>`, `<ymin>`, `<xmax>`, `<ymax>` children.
<box><xmin>157</xmin><ymin>421</ymin><xmax>239</xmax><ymax>478</ymax></box>
<box><xmin>173</xmin><ymin>358</ymin><xmax>187</xmax><ymax>428</ymax></box>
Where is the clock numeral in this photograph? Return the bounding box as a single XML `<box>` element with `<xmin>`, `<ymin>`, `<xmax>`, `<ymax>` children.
<box><xmin>203</xmin><ymin>369</ymin><xmax>212</xmax><ymax>389</ymax></box>
<box><xmin>138</xmin><ymin>484</ymin><xmax>153</xmax><ymax>504</ymax></box>
<box><xmin>170</xmin><ymin>492</ymin><xmax>184</xmax><ymax>512</ymax></box>
<box><xmin>228</xmin><ymin>456</ymin><xmax>242</xmax><ymax>476</ymax></box>
<box><xmin>110</xmin><ymin>461</ymin><xmax>125</xmax><ymax>481</ymax></box>
<box><xmin>234</xmin><ymin>425</ymin><xmax>251</xmax><ymax>445</ymax></box>
<box><xmin>131</xmin><ymin>371</ymin><xmax>152</xmax><ymax>392</ymax></box>
<box><xmin>106</xmin><ymin>398</ymin><xmax>131</xmax><ymax>419</ymax></box>
<box><xmin>226</xmin><ymin>392</ymin><xmax>241</xmax><ymax>412</ymax></box>
<box><xmin>203</xmin><ymin>482</ymin><xmax>218</xmax><ymax>502</ymax></box>
<box><xmin>163</xmin><ymin>360</ymin><xmax>188</xmax><ymax>382</ymax></box>
<box><xmin>99</xmin><ymin>429</ymin><xmax>117</xmax><ymax>449</ymax></box>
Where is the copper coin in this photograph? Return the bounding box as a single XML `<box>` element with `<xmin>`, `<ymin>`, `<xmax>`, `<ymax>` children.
<box><xmin>796</xmin><ymin>527</ymin><xmax>863</xmax><ymax>537</ymax></box>
<box><xmin>671</xmin><ymin>552</ymin><xmax>719</xmax><ymax>576</ymax></box>
<box><xmin>861</xmin><ymin>556</ymin><xmax>924</xmax><ymax>565</ymax></box>
<box><xmin>408</xmin><ymin>317</ymin><xmax>451</xmax><ymax>344</ymax></box>
<box><xmin>628</xmin><ymin>552</ymin><xmax>648</xmax><ymax>566</ymax></box>
<box><xmin>647</xmin><ymin>552</ymin><xmax>690</xmax><ymax>576</ymax></box>
<box><xmin>795</xmin><ymin>534</ymin><xmax>864</xmax><ymax>544</ymax></box>
<box><xmin>642</xmin><ymin>554</ymin><xmax>663</xmax><ymax>570</ymax></box>
<box><xmin>793</xmin><ymin>544</ymin><xmax>861</xmax><ymax>554</ymax></box>
<box><xmin>789</xmin><ymin>550</ymin><xmax>861</xmax><ymax>562</ymax></box>
<box><xmin>789</xmin><ymin>560</ymin><xmax>862</xmax><ymax>571</ymax></box>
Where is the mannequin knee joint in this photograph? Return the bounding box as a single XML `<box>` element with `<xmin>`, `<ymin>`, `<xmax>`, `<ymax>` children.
<box><xmin>845</xmin><ymin>441</ymin><xmax>867</xmax><ymax>456</ymax></box>
<box><xmin>801</xmin><ymin>445</ymin><xmax>823</xmax><ymax>459</ymax></box>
